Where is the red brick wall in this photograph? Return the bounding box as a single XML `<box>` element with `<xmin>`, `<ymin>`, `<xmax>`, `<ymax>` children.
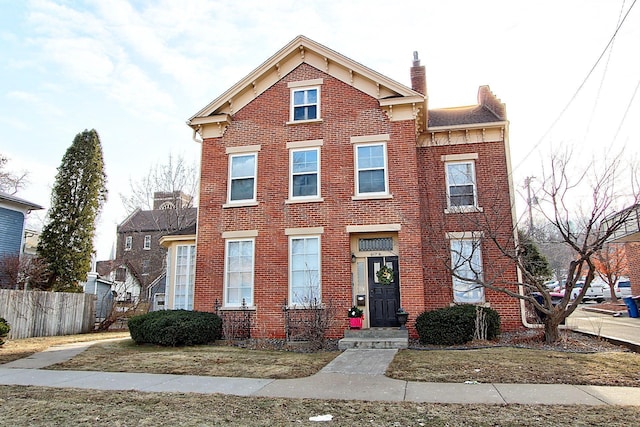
<box><xmin>194</xmin><ymin>62</ymin><xmax>522</xmax><ymax>338</ymax></box>
<box><xmin>624</xmin><ymin>242</ymin><xmax>640</xmax><ymax>296</ymax></box>
<box><xmin>416</xmin><ymin>140</ymin><xmax>521</xmax><ymax>331</ymax></box>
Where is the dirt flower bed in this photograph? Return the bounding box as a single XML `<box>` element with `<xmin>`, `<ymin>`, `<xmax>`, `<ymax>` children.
<box><xmin>410</xmin><ymin>329</ymin><xmax>628</xmax><ymax>353</ymax></box>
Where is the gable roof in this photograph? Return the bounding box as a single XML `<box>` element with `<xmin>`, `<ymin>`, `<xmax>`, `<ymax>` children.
<box><xmin>117</xmin><ymin>207</ymin><xmax>197</xmax><ymax>233</ymax></box>
<box><xmin>0</xmin><ymin>192</ymin><xmax>43</xmax><ymax>211</ymax></box>
<box><xmin>188</xmin><ymin>35</ymin><xmax>427</xmax><ymax>137</ymax></box>
<box><xmin>96</xmin><ymin>259</ymin><xmax>142</xmax><ymax>284</ymax></box>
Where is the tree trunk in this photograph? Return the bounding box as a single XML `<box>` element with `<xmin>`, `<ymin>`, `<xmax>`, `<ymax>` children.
<box><xmin>543</xmin><ymin>316</ymin><xmax>563</xmax><ymax>343</ymax></box>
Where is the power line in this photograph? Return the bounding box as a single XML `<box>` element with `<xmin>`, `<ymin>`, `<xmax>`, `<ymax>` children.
<box><xmin>584</xmin><ymin>0</ymin><xmax>627</xmax><ymax>141</ymax></box>
<box><xmin>612</xmin><ymin>77</ymin><xmax>640</xmax><ymax>144</ymax></box>
<box><xmin>512</xmin><ymin>0</ymin><xmax>637</xmax><ymax>172</ymax></box>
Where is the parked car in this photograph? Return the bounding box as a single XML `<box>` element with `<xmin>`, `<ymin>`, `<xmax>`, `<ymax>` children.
<box><xmin>558</xmin><ymin>281</ymin><xmax>606</xmax><ymax>303</ymax></box>
<box><xmin>614</xmin><ymin>280</ymin><xmax>632</xmax><ymax>298</ymax></box>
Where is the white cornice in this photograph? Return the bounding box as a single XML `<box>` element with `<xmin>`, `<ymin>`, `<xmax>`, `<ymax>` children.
<box><xmin>187</xmin><ymin>35</ymin><xmax>426</xmax><ymax>135</ymax></box>
<box><xmin>427</xmin><ymin>121</ymin><xmax>508</xmax><ymax>133</ymax></box>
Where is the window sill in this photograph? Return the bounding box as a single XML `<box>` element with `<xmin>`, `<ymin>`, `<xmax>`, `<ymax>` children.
<box><xmin>444</xmin><ymin>206</ymin><xmax>483</xmax><ymax>214</ymax></box>
<box><xmin>223</xmin><ymin>201</ymin><xmax>259</xmax><ymax>208</ymax></box>
<box><xmin>285</xmin><ymin>197</ymin><xmax>324</xmax><ymax>204</ymax></box>
<box><xmin>219</xmin><ymin>306</ymin><xmax>257</xmax><ymax>311</ymax></box>
<box><xmin>351</xmin><ymin>194</ymin><xmax>393</xmax><ymax>201</ymax></box>
<box><xmin>286</xmin><ymin>118</ymin><xmax>323</xmax><ymax>125</ymax></box>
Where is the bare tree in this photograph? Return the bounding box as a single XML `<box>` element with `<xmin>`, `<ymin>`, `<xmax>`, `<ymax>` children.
<box><xmin>120</xmin><ymin>153</ymin><xmax>198</xmax><ymax>230</ymax></box>
<box><xmin>594</xmin><ymin>242</ymin><xmax>628</xmax><ymax>301</ymax></box>
<box><xmin>437</xmin><ymin>150</ymin><xmax>638</xmax><ymax>343</ymax></box>
<box><xmin>0</xmin><ymin>154</ymin><xmax>28</xmax><ymax>195</ymax></box>
<box><xmin>0</xmin><ymin>254</ymin><xmax>50</xmax><ymax>290</ymax></box>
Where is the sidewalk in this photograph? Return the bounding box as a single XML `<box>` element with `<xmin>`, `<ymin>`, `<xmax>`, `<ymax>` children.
<box><xmin>1</xmin><ymin>344</ymin><xmax>639</xmax><ymax>405</ymax></box>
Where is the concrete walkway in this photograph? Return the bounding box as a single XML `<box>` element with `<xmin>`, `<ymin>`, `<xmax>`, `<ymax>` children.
<box><xmin>1</xmin><ymin>343</ymin><xmax>640</xmax><ymax>405</ymax></box>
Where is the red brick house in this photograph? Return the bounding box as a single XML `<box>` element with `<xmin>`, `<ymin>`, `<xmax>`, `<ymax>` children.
<box><xmin>187</xmin><ymin>36</ymin><xmax>521</xmax><ymax>339</ymax></box>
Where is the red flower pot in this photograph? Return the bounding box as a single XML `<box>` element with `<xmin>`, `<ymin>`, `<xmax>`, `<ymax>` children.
<box><xmin>349</xmin><ymin>317</ymin><xmax>363</xmax><ymax>329</ymax></box>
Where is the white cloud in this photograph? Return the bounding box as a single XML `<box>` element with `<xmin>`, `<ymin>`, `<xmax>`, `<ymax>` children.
<box><xmin>7</xmin><ymin>90</ymin><xmax>64</xmax><ymax>116</ymax></box>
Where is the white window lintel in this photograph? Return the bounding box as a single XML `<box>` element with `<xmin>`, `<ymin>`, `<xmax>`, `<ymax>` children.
<box><xmin>222</xmin><ymin>230</ymin><xmax>259</xmax><ymax>239</ymax></box>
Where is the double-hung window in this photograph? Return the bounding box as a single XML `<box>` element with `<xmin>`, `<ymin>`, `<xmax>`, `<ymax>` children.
<box><xmin>225</xmin><ymin>238</ymin><xmax>254</xmax><ymax>307</ymax></box>
<box><xmin>450</xmin><ymin>237</ymin><xmax>484</xmax><ymax>303</ymax></box>
<box><xmin>143</xmin><ymin>235</ymin><xmax>151</xmax><ymax>250</ymax></box>
<box><xmin>228</xmin><ymin>153</ymin><xmax>257</xmax><ymax>203</ymax></box>
<box><xmin>355</xmin><ymin>143</ymin><xmax>388</xmax><ymax>195</ymax></box>
<box><xmin>288</xmin><ymin>79</ymin><xmax>322</xmax><ymax>123</ymax></box>
<box><xmin>292</xmin><ymin>88</ymin><xmax>318</xmax><ymax>121</ymax></box>
<box><xmin>124</xmin><ymin>236</ymin><xmax>132</xmax><ymax>251</ymax></box>
<box><xmin>290</xmin><ymin>236</ymin><xmax>321</xmax><ymax>305</ymax></box>
<box><xmin>446</xmin><ymin>161</ymin><xmax>477</xmax><ymax>208</ymax></box>
<box><xmin>288</xmin><ymin>142</ymin><xmax>322</xmax><ymax>199</ymax></box>
<box><xmin>174</xmin><ymin>244</ymin><xmax>195</xmax><ymax>310</ymax></box>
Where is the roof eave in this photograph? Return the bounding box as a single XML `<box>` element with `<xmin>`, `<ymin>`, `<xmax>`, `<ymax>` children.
<box><xmin>427</xmin><ymin>120</ymin><xmax>509</xmax><ymax>132</ymax></box>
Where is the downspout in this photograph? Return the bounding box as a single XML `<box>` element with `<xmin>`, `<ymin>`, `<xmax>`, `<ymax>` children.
<box><xmin>190</xmin><ymin>123</ymin><xmax>203</xmax><ymax>144</ymax></box>
<box><xmin>503</xmin><ymin>119</ymin><xmax>540</xmax><ymax>329</ymax></box>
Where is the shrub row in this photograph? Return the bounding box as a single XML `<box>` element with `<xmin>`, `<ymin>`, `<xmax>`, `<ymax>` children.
<box><xmin>128</xmin><ymin>310</ymin><xmax>222</xmax><ymax>346</ymax></box>
<box><xmin>415</xmin><ymin>304</ymin><xmax>501</xmax><ymax>345</ymax></box>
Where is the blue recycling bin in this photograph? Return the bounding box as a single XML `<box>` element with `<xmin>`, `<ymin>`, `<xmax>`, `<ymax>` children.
<box><xmin>623</xmin><ymin>297</ymin><xmax>639</xmax><ymax>318</ymax></box>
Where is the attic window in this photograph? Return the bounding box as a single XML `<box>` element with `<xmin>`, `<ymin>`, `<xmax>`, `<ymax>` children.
<box><xmin>288</xmin><ymin>79</ymin><xmax>323</xmax><ymax>123</ymax></box>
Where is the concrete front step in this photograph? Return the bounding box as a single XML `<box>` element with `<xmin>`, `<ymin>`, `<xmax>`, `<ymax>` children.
<box><xmin>343</xmin><ymin>327</ymin><xmax>408</xmax><ymax>339</ymax></box>
<box><xmin>338</xmin><ymin>337</ymin><xmax>408</xmax><ymax>350</ymax></box>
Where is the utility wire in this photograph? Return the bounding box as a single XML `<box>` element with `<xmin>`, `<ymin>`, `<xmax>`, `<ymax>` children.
<box><xmin>512</xmin><ymin>0</ymin><xmax>637</xmax><ymax>172</ymax></box>
<box><xmin>612</xmin><ymin>77</ymin><xmax>640</xmax><ymax>144</ymax></box>
<box><xmin>584</xmin><ymin>0</ymin><xmax>626</xmax><ymax>141</ymax></box>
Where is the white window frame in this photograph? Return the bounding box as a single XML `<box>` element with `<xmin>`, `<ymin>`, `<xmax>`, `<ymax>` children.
<box><xmin>124</xmin><ymin>236</ymin><xmax>132</xmax><ymax>251</ymax></box>
<box><xmin>289</xmin><ymin>235</ymin><xmax>321</xmax><ymax>306</ymax></box>
<box><xmin>143</xmin><ymin>235</ymin><xmax>151</xmax><ymax>250</ymax></box>
<box><xmin>354</xmin><ymin>142</ymin><xmax>389</xmax><ymax>197</ymax></box>
<box><xmin>289</xmin><ymin>146</ymin><xmax>320</xmax><ymax>200</ymax></box>
<box><xmin>224</xmin><ymin>238</ymin><xmax>255</xmax><ymax>307</ymax></box>
<box><xmin>289</xmin><ymin>83</ymin><xmax>321</xmax><ymax>123</ymax></box>
<box><xmin>449</xmin><ymin>236</ymin><xmax>485</xmax><ymax>304</ymax></box>
<box><xmin>173</xmin><ymin>244</ymin><xmax>196</xmax><ymax>310</ymax></box>
<box><xmin>228</xmin><ymin>152</ymin><xmax>257</xmax><ymax>204</ymax></box>
<box><xmin>446</xmin><ymin>160</ymin><xmax>477</xmax><ymax>208</ymax></box>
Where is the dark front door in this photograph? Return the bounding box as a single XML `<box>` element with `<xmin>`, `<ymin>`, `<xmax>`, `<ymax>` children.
<box><xmin>368</xmin><ymin>256</ymin><xmax>400</xmax><ymax>327</ymax></box>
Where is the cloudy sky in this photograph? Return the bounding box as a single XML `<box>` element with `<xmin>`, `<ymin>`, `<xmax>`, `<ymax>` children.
<box><xmin>1</xmin><ymin>0</ymin><xmax>638</xmax><ymax>259</ymax></box>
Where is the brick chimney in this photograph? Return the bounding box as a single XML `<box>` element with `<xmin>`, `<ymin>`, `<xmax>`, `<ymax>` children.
<box><xmin>410</xmin><ymin>51</ymin><xmax>426</xmax><ymax>95</ymax></box>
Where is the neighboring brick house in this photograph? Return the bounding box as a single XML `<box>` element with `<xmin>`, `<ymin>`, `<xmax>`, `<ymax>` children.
<box><xmin>114</xmin><ymin>191</ymin><xmax>197</xmax><ymax>303</ymax></box>
<box><xmin>605</xmin><ymin>204</ymin><xmax>640</xmax><ymax>296</ymax></box>
<box><xmin>187</xmin><ymin>36</ymin><xmax>521</xmax><ymax>338</ymax></box>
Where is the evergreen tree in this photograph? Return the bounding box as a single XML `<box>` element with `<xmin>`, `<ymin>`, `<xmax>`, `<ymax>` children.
<box><xmin>38</xmin><ymin>129</ymin><xmax>107</xmax><ymax>291</ymax></box>
<box><xmin>517</xmin><ymin>229</ymin><xmax>553</xmax><ymax>286</ymax></box>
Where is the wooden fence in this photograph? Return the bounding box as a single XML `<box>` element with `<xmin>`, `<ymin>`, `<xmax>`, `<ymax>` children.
<box><xmin>0</xmin><ymin>289</ymin><xmax>96</xmax><ymax>339</ymax></box>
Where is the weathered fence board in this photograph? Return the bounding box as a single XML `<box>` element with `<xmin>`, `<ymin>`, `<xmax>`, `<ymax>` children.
<box><xmin>0</xmin><ymin>289</ymin><xmax>96</xmax><ymax>339</ymax></box>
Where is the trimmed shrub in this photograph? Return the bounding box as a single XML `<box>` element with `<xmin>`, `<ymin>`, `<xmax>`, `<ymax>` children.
<box><xmin>415</xmin><ymin>304</ymin><xmax>500</xmax><ymax>345</ymax></box>
<box><xmin>0</xmin><ymin>317</ymin><xmax>10</xmax><ymax>346</ymax></box>
<box><xmin>128</xmin><ymin>310</ymin><xmax>222</xmax><ymax>346</ymax></box>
